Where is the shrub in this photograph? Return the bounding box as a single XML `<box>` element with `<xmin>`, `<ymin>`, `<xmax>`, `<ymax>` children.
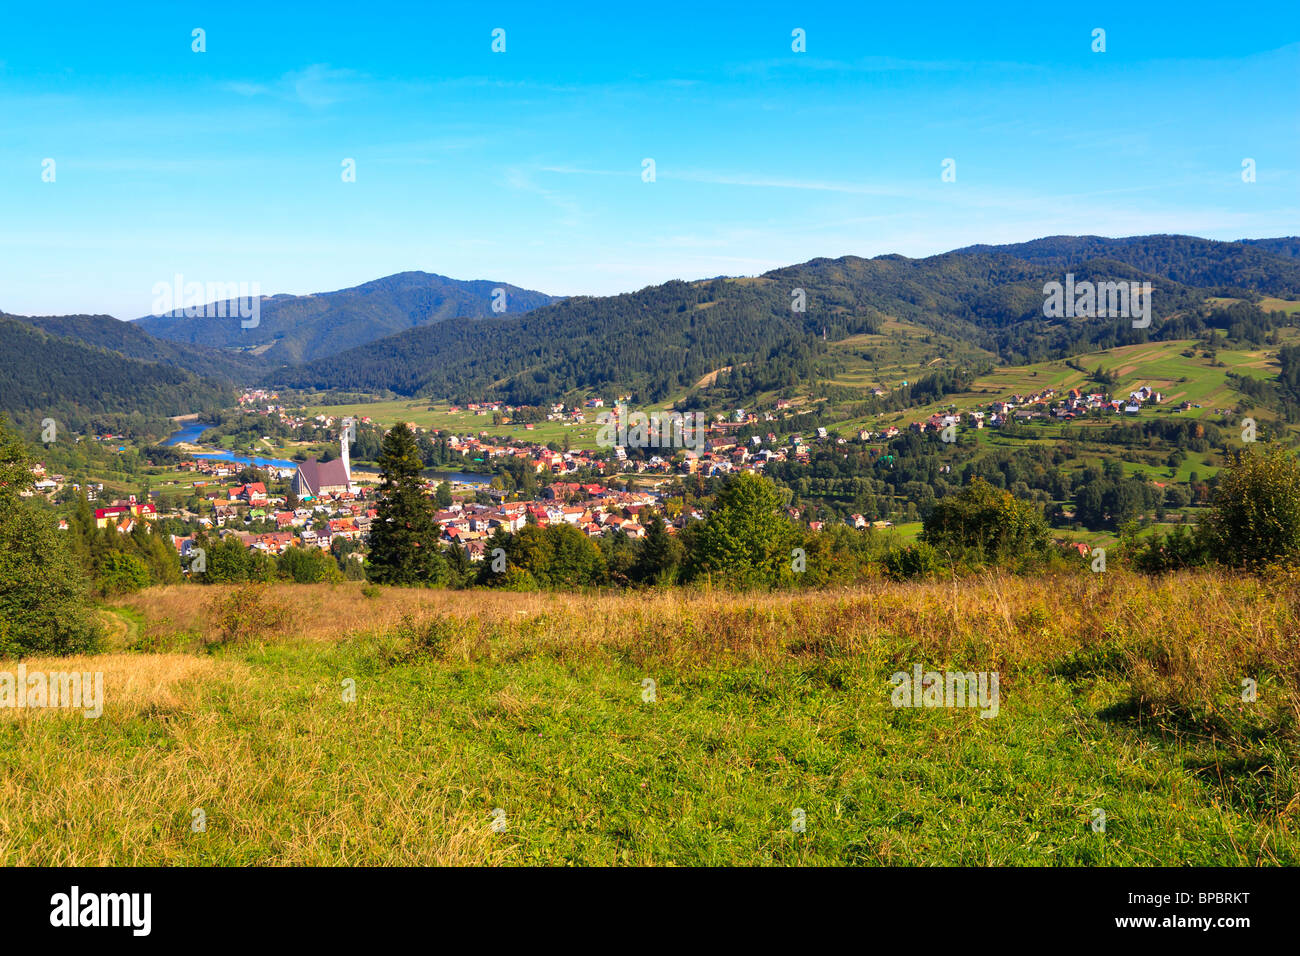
<box><xmin>389</xmin><ymin>613</ymin><xmax>455</xmax><ymax>660</ymax></box>
<box><xmin>883</xmin><ymin>541</ymin><xmax>944</xmax><ymax>580</ymax></box>
<box><xmin>205</xmin><ymin>584</ymin><xmax>289</xmax><ymax>646</ymax></box>
<box><xmin>1202</xmin><ymin>445</ymin><xmax>1300</xmax><ymax>569</ymax></box>
<box><xmin>1130</xmin><ymin>525</ymin><xmax>1211</xmax><ymax>573</ymax></box>
<box><xmin>98</xmin><ymin>551</ymin><xmax>153</xmax><ymax>595</ymax></box>
<box><xmin>278</xmin><ymin>546</ymin><xmax>343</xmax><ymax>584</ymax></box>
<box><xmin>921</xmin><ymin>478</ymin><xmax>1048</xmax><ymax>565</ymax></box>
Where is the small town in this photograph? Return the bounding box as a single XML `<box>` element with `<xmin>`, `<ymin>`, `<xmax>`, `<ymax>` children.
<box><xmin>19</xmin><ymin>378</ymin><xmax>1194</xmax><ymax>571</ymax></box>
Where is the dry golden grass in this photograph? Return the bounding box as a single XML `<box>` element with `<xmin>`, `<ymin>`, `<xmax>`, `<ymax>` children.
<box><xmin>4</xmin><ymin>571</ymin><xmax>1297</xmax><ymax>865</ymax></box>
<box><xmin>115</xmin><ymin>582</ymin><xmax>586</xmax><ymax>645</ymax></box>
<box><xmin>0</xmin><ymin>653</ymin><xmax>241</xmax><ymax>722</ymax></box>
<box><xmin>115</xmin><ymin>572</ymin><xmax>1297</xmax><ymax>659</ymax></box>
<box><xmin>115</xmin><ymin>571</ymin><xmax>1300</xmax><ymax>729</ymax></box>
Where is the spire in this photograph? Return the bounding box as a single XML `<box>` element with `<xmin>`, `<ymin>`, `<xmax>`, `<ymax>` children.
<box><xmin>340</xmin><ymin>418</ymin><xmax>352</xmax><ymax>483</ymax></box>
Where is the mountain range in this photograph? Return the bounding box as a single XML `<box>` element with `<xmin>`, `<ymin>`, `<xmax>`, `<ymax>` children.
<box><xmin>134</xmin><ymin>271</ymin><xmax>559</xmax><ymax>366</ymax></box>
<box><xmin>4</xmin><ymin>235</ymin><xmax>1299</xmax><ymax>433</ymax></box>
<box><xmin>268</xmin><ymin>234</ymin><xmax>1300</xmax><ymax>405</ymax></box>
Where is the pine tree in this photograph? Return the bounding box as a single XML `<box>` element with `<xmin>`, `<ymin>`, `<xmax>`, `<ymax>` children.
<box><xmin>366</xmin><ymin>424</ymin><xmax>446</xmax><ymax>586</ymax></box>
<box><xmin>687</xmin><ymin>472</ymin><xmax>796</xmax><ymax>588</ymax></box>
<box><xmin>631</xmin><ymin>513</ymin><xmax>683</xmax><ymax>584</ymax></box>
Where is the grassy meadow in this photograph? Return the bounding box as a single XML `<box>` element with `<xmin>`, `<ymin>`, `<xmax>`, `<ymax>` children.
<box><xmin>826</xmin><ymin>336</ymin><xmax>1288</xmax><ymax>441</ymax></box>
<box><xmin>1</xmin><ymin>573</ymin><xmax>1297</xmax><ymax>866</ymax></box>
<box><xmin>303</xmin><ymin>399</ymin><xmax>606</xmax><ymax>450</ymax></box>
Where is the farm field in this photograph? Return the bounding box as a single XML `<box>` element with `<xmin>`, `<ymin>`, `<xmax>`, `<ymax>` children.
<box><xmin>826</xmin><ymin>340</ymin><xmax>1284</xmax><ymax>473</ymax></box>
<box><xmin>304</xmin><ymin>399</ymin><xmax>606</xmax><ymax>449</ymax></box>
<box><xmin>1</xmin><ymin>575</ymin><xmax>1295</xmax><ymax>866</ymax></box>
<box><xmin>826</xmin><ymin>315</ymin><xmax>994</xmax><ymax>393</ymax></box>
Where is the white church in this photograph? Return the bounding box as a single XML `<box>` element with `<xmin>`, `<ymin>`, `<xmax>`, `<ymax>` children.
<box><xmin>291</xmin><ymin>420</ymin><xmax>354</xmax><ymax>499</ymax></box>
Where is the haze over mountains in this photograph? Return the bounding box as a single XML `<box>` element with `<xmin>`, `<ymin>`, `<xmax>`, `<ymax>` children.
<box><xmin>4</xmin><ymin>234</ymin><xmax>1300</xmax><ymax>434</ymax></box>
<box><xmin>135</xmin><ymin>271</ymin><xmax>559</xmax><ymax>366</ymax></box>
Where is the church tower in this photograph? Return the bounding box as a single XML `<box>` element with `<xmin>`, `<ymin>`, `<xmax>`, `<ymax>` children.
<box><xmin>340</xmin><ymin>418</ymin><xmax>352</xmax><ymax>483</ymax></box>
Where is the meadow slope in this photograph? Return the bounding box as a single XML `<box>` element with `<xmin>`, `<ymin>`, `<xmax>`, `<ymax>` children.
<box><xmin>1</xmin><ymin>574</ymin><xmax>1296</xmax><ymax>865</ymax></box>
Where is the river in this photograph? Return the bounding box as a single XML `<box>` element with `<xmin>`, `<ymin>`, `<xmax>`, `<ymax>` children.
<box><xmin>163</xmin><ymin>425</ymin><xmax>494</xmax><ymax>481</ymax></box>
<box><xmin>426</xmin><ymin>470</ymin><xmax>491</xmax><ymax>486</ymax></box>
<box><xmin>163</xmin><ymin>423</ymin><xmax>298</xmax><ymax>470</ymax></box>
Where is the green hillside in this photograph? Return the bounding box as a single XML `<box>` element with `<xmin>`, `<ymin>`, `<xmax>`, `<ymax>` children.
<box><xmin>137</xmin><ymin>271</ymin><xmax>558</xmax><ymax>367</ymax></box>
<box><xmin>2</xmin><ymin>312</ymin><xmax>263</xmax><ymax>384</ymax></box>
<box><xmin>0</xmin><ymin>316</ymin><xmax>233</xmax><ymax>439</ymax></box>
<box><xmin>268</xmin><ymin>236</ymin><xmax>1300</xmax><ymax>410</ymax></box>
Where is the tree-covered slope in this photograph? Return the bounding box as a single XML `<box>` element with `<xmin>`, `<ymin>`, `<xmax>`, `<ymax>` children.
<box><xmin>0</xmin><ymin>316</ymin><xmax>233</xmax><ymax>439</ymax></box>
<box><xmin>135</xmin><ymin>271</ymin><xmax>558</xmax><ymax>366</ymax></box>
<box><xmin>2</xmin><ymin>312</ymin><xmax>263</xmax><ymax>384</ymax></box>
<box><xmin>953</xmin><ymin>235</ymin><xmax>1300</xmax><ymax>294</ymax></box>
<box><xmin>270</xmin><ymin>236</ymin><xmax>1300</xmax><ymax>404</ymax></box>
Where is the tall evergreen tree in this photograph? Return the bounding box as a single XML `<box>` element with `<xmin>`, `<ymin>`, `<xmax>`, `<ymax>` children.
<box><xmin>687</xmin><ymin>472</ymin><xmax>797</xmax><ymax>588</ymax></box>
<box><xmin>366</xmin><ymin>424</ymin><xmax>446</xmax><ymax>586</ymax></box>
<box><xmin>631</xmin><ymin>513</ymin><xmax>684</xmax><ymax>584</ymax></box>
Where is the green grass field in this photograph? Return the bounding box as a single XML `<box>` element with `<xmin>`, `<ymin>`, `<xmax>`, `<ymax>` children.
<box><xmin>2</xmin><ymin>574</ymin><xmax>1295</xmax><ymax>865</ymax></box>
<box><xmin>830</xmin><ymin>339</ymin><xmax>1280</xmax><ymax>437</ymax></box>
<box><xmin>303</xmin><ymin>399</ymin><xmax>606</xmax><ymax>449</ymax></box>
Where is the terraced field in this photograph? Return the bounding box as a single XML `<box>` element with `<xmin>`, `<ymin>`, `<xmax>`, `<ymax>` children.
<box><xmin>828</xmin><ymin>339</ymin><xmax>1281</xmax><ymax>437</ymax></box>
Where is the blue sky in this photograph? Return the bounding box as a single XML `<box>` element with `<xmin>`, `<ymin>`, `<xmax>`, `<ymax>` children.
<box><xmin>1</xmin><ymin>1</ymin><xmax>1297</xmax><ymax>318</ymax></box>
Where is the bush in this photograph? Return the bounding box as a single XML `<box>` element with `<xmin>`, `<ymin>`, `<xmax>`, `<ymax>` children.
<box><xmin>205</xmin><ymin>584</ymin><xmax>289</xmax><ymax>646</ymax></box>
<box><xmin>1130</xmin><ymin>525</ymin><xmax>1211</xmax><ymax>573</ymax></box>
<box><xmin>883</xmin><ymin>541</ymin><xmax>944</xmax><ymax>580</ymax></box>
<box><xmin>1202</xmin><ymin>445</ymin><xmax>1300</xmax><ymax>569</ymax></box>
<box><xmin>922</xmin><ymin>478</ymin><xmax>1048</xmax><ymax>565</ymax></box>
<box><xmin>498</xmin><ymin>566</ymin><xmax>540</xmax><ymax>592</ymax></box>
<box><xmin>98</xmin><ymin>551</ymin><xmax>153</xmax><ymax>595</ymax></box>
<box><xmin>389</xmin><ymin>614</ymin><xmax>455</xmax><ymax>660</ymax></box>
<box><xmin>278</xmin><ymin>546</ymin><xmax>343</xmax><ymax>584</ymax></box>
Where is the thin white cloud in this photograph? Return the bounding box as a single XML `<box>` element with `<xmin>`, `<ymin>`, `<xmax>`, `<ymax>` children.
<box><xmin>220</xmin><ymin>64</ymin><xmax>368</xmax><ymax>108</ymax></box>
<box><xmin>503</xmin><ymin>167</ymin><xmax>585</xmax><ymax>227</ymax></box>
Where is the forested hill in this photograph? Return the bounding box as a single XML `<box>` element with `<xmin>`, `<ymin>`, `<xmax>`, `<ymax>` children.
<box><xmin>267</xmin><ymin>235</ymin><xmax>1300</xmax><ymax>406</ymax></box>
<box><xmin>2</xmin><ymin>311</ymin><xmax>262</xmax><ymax>384</ymax></box>
<box><xmin>1238</xmin><ymin>237</ymin><xmax>1300</xmax><ymax>260</ymax></box>
<box><xmin>135</xmin><ymin>271</ymin><xmax>559</xmax><ymax>366</ymax></box>
<box><xmin>268</xmin><ymin>275</ymin><xmax>851</xmax><ymax>405</ymax></box>
<box><xmin>0</xmin><ymin>316</ymin><xmax>233</xmax><ymax>439</ymax></box>
<box><xmin>952</xmin><ymin>235</ymin><xmax>1300</xmax><ymax>293</ymax></box>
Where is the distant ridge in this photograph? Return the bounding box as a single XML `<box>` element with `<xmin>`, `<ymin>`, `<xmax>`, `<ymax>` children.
<box><xmin>134</xmin><ymin>271</ymin><xmax>559</xmax><ymax>366</ymax></box>
<box><xmin>265</xmin><ymin>235</ymin><xmax>1300</xmax><ymax>406</ymax></box>
<box><xmin>2</xmin><ymin>311</ymin><xmax>262</xmax><ymax>383</ymax></box>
